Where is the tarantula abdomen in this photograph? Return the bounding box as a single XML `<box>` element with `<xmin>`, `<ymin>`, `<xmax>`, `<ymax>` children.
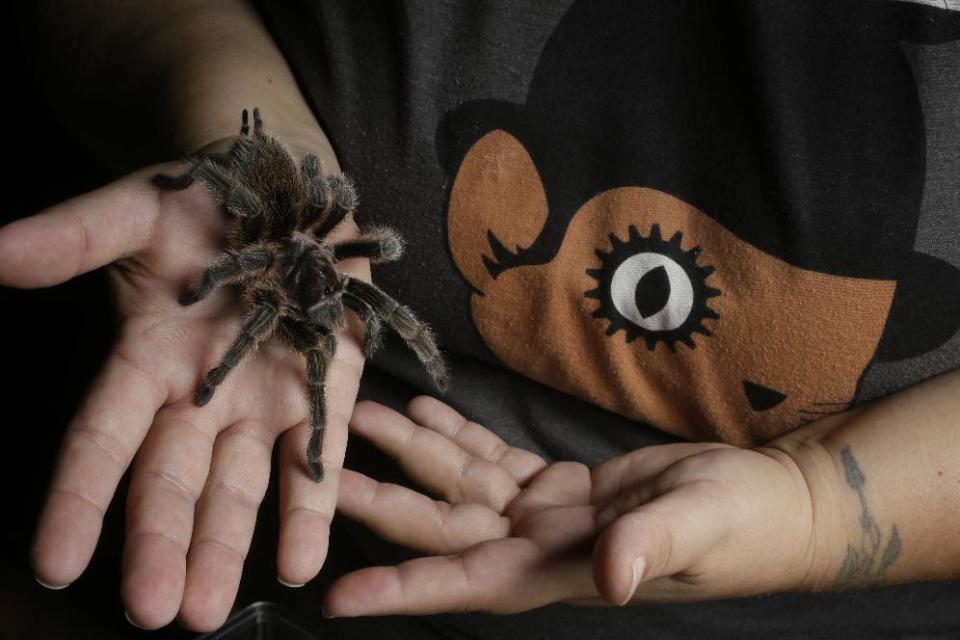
<box><xmin>153</xmin><ymin>107</ymin><xmax>448</xmax><ymax>481</ymax></box>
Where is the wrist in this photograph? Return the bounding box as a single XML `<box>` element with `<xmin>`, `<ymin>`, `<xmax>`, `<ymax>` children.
<box><xmin>767</xmin><ymin>371</ymin><xmax>960</xmax><ymax>591</ymax></box>
<box><xmin>756</xmin><ymin>419</ymin><xmax>854</xmax><ymax>592</ymax></box>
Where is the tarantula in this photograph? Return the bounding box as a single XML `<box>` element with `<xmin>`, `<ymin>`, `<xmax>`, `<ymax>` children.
<box><xmin>153</xmin><ymin>108</ymin><xmax>448</xmax><ymax>482</ymax></box>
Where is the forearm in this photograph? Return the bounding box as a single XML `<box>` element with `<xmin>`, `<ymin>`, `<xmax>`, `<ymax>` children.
<box><xmin>762</xmin><ymin>368</ymin><xmax>960</xmax><ymax>591</ymax></box>
<box><xmin>21</xmin><ymin>0</ymin><xmax>335</xmax><ymax>171</ymax></box>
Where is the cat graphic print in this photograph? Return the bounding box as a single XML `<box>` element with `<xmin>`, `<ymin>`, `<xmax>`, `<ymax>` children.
<box><xmin>437</xmin><ymin>0</ymin><xmax>960</xmax><ymax>446</ymax></box>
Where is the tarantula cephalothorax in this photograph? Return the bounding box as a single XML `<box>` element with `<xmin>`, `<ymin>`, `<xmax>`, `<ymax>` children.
<box><xmin>153</xmin><ymin>108</ymin><xmax>448</xmax><ymax>481</ymax></box>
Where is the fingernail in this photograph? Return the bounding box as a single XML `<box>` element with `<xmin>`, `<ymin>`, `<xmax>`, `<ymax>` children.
<box><xmin>620</xmin><ymin>556</ymin><xmax>645</xmax><ymax>606</ymax></box>
<box><xmin>124</xmin><ymin>611</ymin><xmax>150</xmax><ymax>630</ymax></box>
<box><xmin>277</xmin><ymin>576</ymin><xmax>305</xmax><ymax>588</ymax></box>
<box><xmin>321</xmin><ymin>606</ymin><xmax>336</xmax><ymax>619</ymax></box>
<box><xmin>35</xmin><ymin>576</ymin><xmax>70</xmax><ymax>590</ymax></box>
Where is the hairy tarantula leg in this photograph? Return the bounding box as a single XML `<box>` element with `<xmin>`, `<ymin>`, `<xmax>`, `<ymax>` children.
<box><xmin>344</xmin><ymin>278</ymin><xmax>449</xmax><ymax>391</ymax></box>
<box><xmin>180</xmin><ymin>247</ymin><xmax>272</xmax><ymax>306</ymax></box>
<box><xmin>298</xmin><ymin>154</ymin><xmax>329</xmax><ymax>230</ymax></box>
<box><xmin>342</xmin><ymin>291</ymin><xmax>384</xmax><ymax>357</ymax></box>
<box><xmin>152</xmin><ymin>160</ymin><xmax>205</xmax><ymax>190</ymax></box>
<box><xmin>194</xmin><ymin>303</ymin><xmax>278</xmax><ymax>406</ymax></box>
<box><xmin>152</xmin><ymin>154</ymin><xmax>231</xmax><ymax>191</ymax></box>
<box><xmin>311</xmin><ymin>174</ymin><xmax>358</xmax><ymax>239</ymax></box>
<box><xmin>225</xmin><ymin>183</ymin><xmax>266</xmax><ymax>221</ymax></box>
<box><xmin>253</xmin><ymin>107</ymin><xmax>264</xmax><ymax>136</ymax></box>
<box><xmin>240</xmin><ymin>108</ymin><xmax>250</xmax><ymax>136</ymax></box>
<box><xmin>304</xmin><ymin>333</ymin><xmax>337</xmax><ymax>482</ymax></box>
<box><xmin>331</xmin><ymin>227</ymin><xmax>404</xmax><ymax>263</ymax></box>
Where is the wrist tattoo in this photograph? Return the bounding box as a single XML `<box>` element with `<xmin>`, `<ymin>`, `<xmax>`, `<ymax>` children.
<box><xmin>834</xmin><ymin>446</ymin><xmax>901</xmax><ymax>590</ymax></box>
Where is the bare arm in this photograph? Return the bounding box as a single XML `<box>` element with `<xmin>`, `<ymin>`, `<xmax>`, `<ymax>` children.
<box><xmin>21</xmin><ymin>0</ymin><xmax>336</xmax><ymax>170</ymax></box>
<box><xmin>763</xmin><ymin>368</ymin><xmax>960</xmax><ymax>590</ymax></box>
<box><xmin>313</xmin><ymin>370</ymin><xmax>960</xmax><ymax>617</ymax></box>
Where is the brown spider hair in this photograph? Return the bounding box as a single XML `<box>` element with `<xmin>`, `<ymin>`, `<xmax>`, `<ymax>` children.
<box><xmin>154</xmin><ymin>108</ymin><xmax>448</xmax><ymax>481</ymax></box>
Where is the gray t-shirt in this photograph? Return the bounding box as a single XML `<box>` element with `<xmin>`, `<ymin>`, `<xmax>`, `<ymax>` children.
<box><xmin>259</xmin><ymin>0</ymin><xmax>960</xmax><ymax>637</ymax></box>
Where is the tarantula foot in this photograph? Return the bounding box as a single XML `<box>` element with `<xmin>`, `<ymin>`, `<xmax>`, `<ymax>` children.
<box><xmin>195</xmin><ymin>383</ymin><xmax>216</xmax><ymax>407</ymax></box>
<box><xmin>151</xmin><ymin>172</ymin><xmax>192</xmax><ymax>190</ymax></box>
<box><xmin>330</xmin><ymin>174</ymin><xmax>359</xmax><ymax>213</ymax></box>
<box><xmin>362</xmin><ymin>336</ymin><xmax>383</xmax><ymax>360</ymax></box>
<box><xmin>427</xmin><ymin>356</ymin><xmax>451</xmax><ymax>393</ymax></box>
<box><xmin>307</xmin><ymin>429</ymin><xmax>325</xmax><ymax>482</ymax></box>
<box><xmin>367</xmin><ymin>226</ymin><xmax>404</xmax><ymax>263</ymax></box>
<box><xmin>179</xmin><ymin>289</ymin><xmax>202</xmax><ymax>306</ymax></box>
<box><xmin>307</xmin><ymin>459</ymin><xmax>324</xmax><ymax>482</ymax></box>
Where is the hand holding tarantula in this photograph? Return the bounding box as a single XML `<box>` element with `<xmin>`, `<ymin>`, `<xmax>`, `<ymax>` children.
<box><xmin>153</xmin><ymin>108</ymin><xmax>448</xmax><ymax>481</ymax></box>
<box><xmin>4</xmin><ymin>109</ymin><xmax>443</xmax><ymax>630</ymax></box>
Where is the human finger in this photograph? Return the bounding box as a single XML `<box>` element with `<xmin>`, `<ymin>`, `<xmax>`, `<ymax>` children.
<box><xmin>592</xmin><ymin>484</ymin><xmax>728</xmax><ymax>605</ymax></box>
<box><xmin>120</xmin><ymin>405</ymin><xmax>217</xmax><ymax>629</ymax></box>
<box><xmin>324</xmin><ymin>538</ymin><xmax>596</xmax><ymax>616</ymax></box>
<box><xmin>31</xmin><ymin>348</ymin><xmax>168</xmax><ymax>589</ymax></box>
<box><xmin>590</xmin><ymin>443</ymin><xmax>732</xmax><ymax>506</ymax></box>
<box><xmin>406</xmin><ymin>395</ymin><xmax>547</xmax><ymax>486</ymax></box>
<box><xmin>350</xmin><ymin>400</ymin><xmax>519</xmax><ymax>513</ymax></box>
<box><xmin>336</xmin><ymin>468</ymin><xmax>509</xmax><ymax>554</ymax></box>
<box><xmin>178</xmin><ymin>422</ymin><xmax>273</xmax><ymax>631</ymax></box>
<box><xmin>506</xmin><ymin>461</ymin><xmax>592</xmax><ymax>524</ymax></box>
<box><xmin>0</xmin><ymin>168</ymin><xmax>160</xmax><ymax>288</ymax></box>
<box><xmin>275</xmin><ymin>418</ymin><xmax>345</xmax><ymax>587</ymax></box>
<box><xmin>276</xmin><ymin>334</ymin><xmax>362</xmax><ymax>585</ymax></box>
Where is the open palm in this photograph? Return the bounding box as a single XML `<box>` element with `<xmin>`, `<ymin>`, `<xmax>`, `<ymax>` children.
<box><xmin>1</xmin><ymin>158</ymin><xmax>368</xmax><ymax>631</ymax></box>
<box><xmin>327</xmin><ymin>397</ymin><xmax>820</xmax><ymax>615</ymax></box>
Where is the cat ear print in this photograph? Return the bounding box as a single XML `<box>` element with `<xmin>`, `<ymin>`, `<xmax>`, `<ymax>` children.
<box><xmin>874</xmin><ymin>251</ymin><xmax>960</xmax><ymax>362</ymax></box>
<box><xmin>865</xmin><ymin>1</ymin><xmax>960</xmax><ymax>45</ymax></box>
<box><xmin>446</xmin><ymin>128</ymin><xmax>550</xmax><ymax>293</ymax></box>
<box><xmin>437</xmin><ymin>100</ymin><xmax>537</xmax><ymax>178</ymax></box>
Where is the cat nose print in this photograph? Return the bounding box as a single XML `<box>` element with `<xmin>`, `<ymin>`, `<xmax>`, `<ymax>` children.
<box><xmin>743</xmin><ymin>380</ymin><xmax>787</xmax><ymax>412</ymax></box>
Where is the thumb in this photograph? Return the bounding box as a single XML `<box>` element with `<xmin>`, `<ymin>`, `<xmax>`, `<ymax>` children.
<box><xmin>0</xmin><ymin>168</ymin><xmax>160</xmax><ymax>288</ymax></box>
<box><xmin>592</xmin><ymin>488</ymin><xmax>727</xmax><ymax>605</ymax></box>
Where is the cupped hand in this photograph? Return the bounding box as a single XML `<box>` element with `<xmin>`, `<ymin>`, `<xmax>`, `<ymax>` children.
<box><xmin>327</xmin><ymin>397</ymin><xmax>823</xmax><ymax>615</ymax></box>
<box><xmin>1</xmin><ymin>155</ymin><xmax>367</xmax><ymax>631</ymax></box>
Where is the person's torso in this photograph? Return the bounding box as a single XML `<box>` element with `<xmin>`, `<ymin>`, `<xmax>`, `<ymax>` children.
<box><xmin>259</xmin><ymin>2</ymin><xmax>960</xmax><ymax>638</ymax></box>
<box><xmin>261</xmin><ymin>0</ymin><xmax>960</xmax><ymax>450</ymax></box>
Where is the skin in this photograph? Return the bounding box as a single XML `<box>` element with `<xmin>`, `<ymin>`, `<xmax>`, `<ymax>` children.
<box><xmin>12</xmin><ymin>0</ymin><xmax>360</xmax><ymax>632</ymax></box>
<box><xmin>327</xmin><ymin>397</ymin><xmax>818</xmax><ymax>614</ymax></box>
<box><xmin>327</xmin><ymin>369</ymin><xmax>960</xmax><ymax>615</ymax></box>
